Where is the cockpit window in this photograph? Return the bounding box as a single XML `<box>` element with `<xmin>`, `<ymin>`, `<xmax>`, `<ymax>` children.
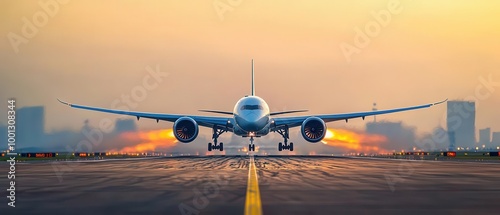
<box><xmin>241</xmin><ymin>105</ymin><xmax>263</xmax><ymax>110</ymax></box>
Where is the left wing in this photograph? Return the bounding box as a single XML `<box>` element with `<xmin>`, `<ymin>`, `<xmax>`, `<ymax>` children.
<box><xmin>57</xmin><ymin>99</ymin><xmax>233</xmax><ymax>130</ymax></box>
<box><xmin>272</xmin><ymin>99</ymin><xmax>447</xmax><ymax>129</ymax></box>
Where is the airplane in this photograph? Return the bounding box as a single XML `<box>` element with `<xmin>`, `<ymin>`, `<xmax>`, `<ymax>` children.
<box><xmin>58</xmin><ymin>60</ymin><xmax>447</xmax><ymax>152</ymax></box>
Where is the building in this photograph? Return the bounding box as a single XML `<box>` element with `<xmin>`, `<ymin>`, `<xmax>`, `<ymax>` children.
<box><xmin>0</xmin><ymin>124</ymin><xmax>6</xmax><ymax>150</ymax></box>
<box><xmin>478</xmin><ymin>128</ymin><xmax>491</xmax><ymax>148</ymax></box>
<box><xmin>492</xmin><ymin>132</ymin><xmax>500</xmax><ymax>147</ymax></box>
<box><xmin>447</xmin><ymin>101</ymin><xmax>475</xmax><ymax>148</ymax></box>
<box><xmin>17</xmin><ymin>106</ymin><xmax>45</xmax><ymax>148</ymax></box>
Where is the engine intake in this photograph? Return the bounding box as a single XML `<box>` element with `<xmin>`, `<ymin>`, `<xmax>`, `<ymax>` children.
<box><xmin>173</xmin><ymin>117</ymin><xmax>199</xmax><ymax>143</ymax></box>
<box><xmin>301</xmin><ymin>117</ymin><xmax>326</xmax><ymax>143</ymax></box>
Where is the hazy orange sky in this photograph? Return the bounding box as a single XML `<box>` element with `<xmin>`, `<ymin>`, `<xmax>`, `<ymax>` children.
<box><xmin>1</xmin><ymin>0</ymin><xmax>499</xmax><ymax>139</ymax></box>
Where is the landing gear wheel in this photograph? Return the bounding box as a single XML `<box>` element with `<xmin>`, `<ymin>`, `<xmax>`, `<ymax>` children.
<box><xmin>276</xmin><ymin>125</ymin><xmax>295</xmax><ymax>152</ymax></box>
<box><xmin>207</xmin><ymin>125</ymin><xmax>227</xmax><ymax>152</ymax></box>
<box><xmin>252</xmin><ymin>145</ymin><xmax>255</xmax><ymax>151</ymax></box>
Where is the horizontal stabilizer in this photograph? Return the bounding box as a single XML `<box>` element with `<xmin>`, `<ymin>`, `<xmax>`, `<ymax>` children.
<box><xmin>270</xmin><ymin>110</ymin><xmax>308</xmax><ymax>116</ymax></box>
<box><xmin>198</xmin><ymin>109</ymin><xmax>234</xmax><ymax>115</ymax></box>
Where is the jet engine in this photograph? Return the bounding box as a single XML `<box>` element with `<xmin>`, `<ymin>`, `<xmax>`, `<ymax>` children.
<box><xmin>301</xmin><ymin>117</ymin><xmax>326</xmax><ymax>143</ymax></box>
<box><xmin>173</xmin><ymin>117</ymin><xmax>199</xmax><ymax>143</ymax></box>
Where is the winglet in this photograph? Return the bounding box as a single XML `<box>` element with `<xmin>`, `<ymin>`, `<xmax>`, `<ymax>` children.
<box><xmin>431</xmin><ymin>98</ymin><xmax>448</xmax><ymax>106</ymax></box>
<box><xmin>57</xmin><ymin>98</ymin><xmax>72</xmax><ymax>106</ymax></box>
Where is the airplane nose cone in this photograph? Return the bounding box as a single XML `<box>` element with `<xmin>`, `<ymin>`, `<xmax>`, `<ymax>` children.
<box><xmin>244</xmin><ymin>112</ymin><xmax>259</xmax><ymax>122</ymax></box>
<box><xmin>236</xmin><ymin>112</ymin><xmax>266</xmax><ymax>132</ymax></box>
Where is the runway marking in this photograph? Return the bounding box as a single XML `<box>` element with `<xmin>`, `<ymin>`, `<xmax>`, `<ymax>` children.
<box><xmin>244</xmin><ymin>156</ymin><xmax>263</xmax><ymax>215</ymax></box>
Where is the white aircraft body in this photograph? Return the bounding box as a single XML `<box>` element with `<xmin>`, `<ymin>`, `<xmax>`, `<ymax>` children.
<box><xmin>58</xmin><ymin>60</ymin><xmax>446</xmax><ymax>151</ymax></box>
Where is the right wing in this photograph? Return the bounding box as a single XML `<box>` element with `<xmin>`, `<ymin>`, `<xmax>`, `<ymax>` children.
<box><xmin>273</xmin><ymin>99</ymin><xmax>447</xmax><ymax>129</ymax></box>
<box><xmin>57</xmin><ymin>99</ymin><xmax>233</xmax><ymax>130</ymax></box>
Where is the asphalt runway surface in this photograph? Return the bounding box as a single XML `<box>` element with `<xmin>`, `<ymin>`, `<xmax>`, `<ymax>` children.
<box><xmin>1</xmin><ymin>156</ymin><xmax>499</xmax><ymax>214</ymax></box>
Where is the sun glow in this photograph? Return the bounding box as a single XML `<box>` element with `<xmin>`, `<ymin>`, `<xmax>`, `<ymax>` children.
<box><xmin>322</xmin><ymin>129</ymin><xmax>387</xmax><ymax>153</ymax></box>
<box><xmin>118</xmin><ymin>129</ymin><xmax>177</xmax><ymax>153</ymax></box>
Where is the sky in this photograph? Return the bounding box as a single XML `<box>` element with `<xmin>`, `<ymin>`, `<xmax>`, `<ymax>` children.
<box><xmin>1</xmin><ymin>0</ymin><xmax>499</xmax><ymax>143</ymax></box>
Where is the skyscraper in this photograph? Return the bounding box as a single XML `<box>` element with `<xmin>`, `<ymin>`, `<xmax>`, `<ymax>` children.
<box><xmin>479</xmin><ymin>128</ymin><xmax>491</xmax><ymax>148</ymax></box>
<box><xmin>492</xmin><ymin>132</ymin><xmax>500</xmax><ymax>147</ymax></box>
<box><xmin>446</xmin><ymin>101</ymin><xmax>475</xmax><ymax>148</ymax></box>
<box><xmin>17</xmin><ymin>106</ymin><xmax>45</xmax><ymax>148</ymax></box>
<box><xmin>0</xmin><ymin>124</ymin><xmax>7</xmax><ymax>149</ymax></box>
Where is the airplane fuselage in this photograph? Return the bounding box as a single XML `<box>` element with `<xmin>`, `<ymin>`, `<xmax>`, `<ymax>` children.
<box><xmin>233</xmin><ymin>96</ymin><xmax>271</xmax><ymax>137</ymax></box>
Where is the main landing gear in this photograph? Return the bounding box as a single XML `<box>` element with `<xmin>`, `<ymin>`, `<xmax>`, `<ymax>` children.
<box><xmin>208</xmin><ymin>126</ymin><xmax>226</xmax><ymax>152</ymax></box>
<box><xmin>248</xmin><ymin>137</ymin><xmax>256</xmax><ymax>152</ymax></box>
<box><xmin>276</xmin><ymin>125</ymin><xmax>293</xmax><ymax>151</ymax></box>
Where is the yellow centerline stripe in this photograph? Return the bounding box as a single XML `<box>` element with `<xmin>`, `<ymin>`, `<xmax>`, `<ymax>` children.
<box><xmin>244</xmin><ymin>156</ymin><xmax>263</xmax><ymax>215</ymax></box>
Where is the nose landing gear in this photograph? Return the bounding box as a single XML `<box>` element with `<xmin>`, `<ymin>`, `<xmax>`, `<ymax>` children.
<box><xmin>248</xmin><ymin>136</ymin><xmax>255</xmax><ymax>151</ymax></box>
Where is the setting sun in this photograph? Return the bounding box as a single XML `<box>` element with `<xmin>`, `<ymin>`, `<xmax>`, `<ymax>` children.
<box><xmin>118</xmin><ymin>129</ymin><xmax>177</xmax><ymax>153</ymax></box>
<box><xmin>322</xmin><ymin>129</ymin><xmax>387</xmax><ymax>153</ymax></box>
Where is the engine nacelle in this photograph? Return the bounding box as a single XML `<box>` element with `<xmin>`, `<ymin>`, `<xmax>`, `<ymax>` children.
<box><xmin>173</xmin><ymin>117</ymin><xmax>199</xmax><ymax>143</ymax></box>
<box><xmin>301</xmin><ymin>117</ymin><xmax>327</xmax><ymax>143</ymax></box>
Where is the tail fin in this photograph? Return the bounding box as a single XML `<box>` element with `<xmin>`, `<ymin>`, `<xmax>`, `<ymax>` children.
<box><xmin>251</xmin><ymin>59</ymin><xmax>255</xmax><ymax>96</ymax></box>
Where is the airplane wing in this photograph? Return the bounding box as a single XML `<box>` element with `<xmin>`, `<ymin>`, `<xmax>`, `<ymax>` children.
<box><xmin>272</xmin><ymin>99</ymin><xmax>447</xmax><ymax>129</ymax></box>
<box><xmin>57</xmin><ymin>99</ymin><xmax>233</xmax><ymax>130</ymax></box>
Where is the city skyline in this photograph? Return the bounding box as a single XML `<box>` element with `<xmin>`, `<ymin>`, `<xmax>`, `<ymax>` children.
<box><xmin>2</xmin><ymin>100</ymin><xmax>497</xmax><ymax>135</ymax></box>
<box><xmin>2</xmin><ymin>100</ymin><xmax>498</xmax><ymax>153</ymax></box>
<box><xmin>1</xmin><ymin>1</ymin><xmax>499</xmax><ymax>136</ymax></box>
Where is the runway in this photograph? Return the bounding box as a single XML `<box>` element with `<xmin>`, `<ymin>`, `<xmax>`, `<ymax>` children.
<box><xmin>1</xmin><ymin>156</ymin><xmax>499</xmax><ymax>214</ymax></box>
